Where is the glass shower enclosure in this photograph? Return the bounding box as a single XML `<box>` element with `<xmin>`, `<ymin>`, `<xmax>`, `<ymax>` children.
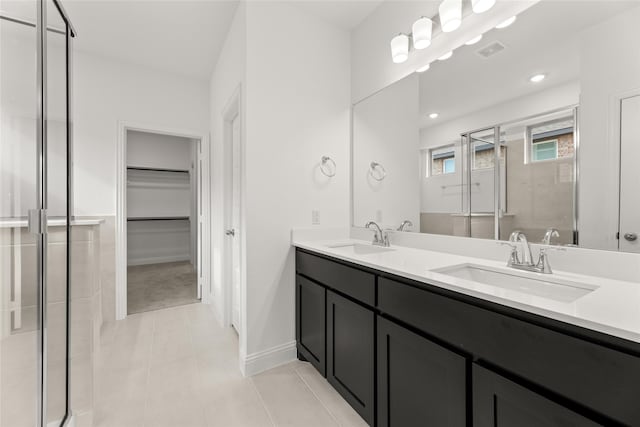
<box><xmin>0</xmin><ymin>0</ymin><xmax>76</xmax><ymax>425</ymax></box>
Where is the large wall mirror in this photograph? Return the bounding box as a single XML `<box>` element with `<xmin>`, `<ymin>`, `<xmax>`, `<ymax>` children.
<box><xmin>352</xmin><ymin>0</ymin><xmax>640</xmax><ymax>253</ymax></box>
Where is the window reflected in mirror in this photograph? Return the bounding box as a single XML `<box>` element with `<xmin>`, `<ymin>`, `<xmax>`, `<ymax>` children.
<box><xmin>352</xmin><ymin>0</ymin><xmax>640</xmax><ymax>253</ymax></box>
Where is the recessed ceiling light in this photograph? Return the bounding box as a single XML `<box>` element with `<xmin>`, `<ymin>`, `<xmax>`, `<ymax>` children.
<box><xmin>496</xmin><ymin>16</ymin><xmax>516</xmax><ymax>29</ymax></box>
<box><xmin>438</xmin><ymin>51</ymin><xmax>453</xmax><ymax>61</ymax></box>
<box><xmin>416</xmin><ymin>64</ymin><xmax>431</xmax><ymax>73</ymax></box>
<box><xmin>529</xmin><ymin>73</ymin><xmax>546</xmax><ymax>83</ymax></box>
<box><xmin>465</xmin><ymin>35</ymin><xmax>483</xmax><ymax>45</ymax></box>
<box><xmin>429</xmin><ymin>113</ymin><xmax>439</xmax><ymax>119</ymax></box>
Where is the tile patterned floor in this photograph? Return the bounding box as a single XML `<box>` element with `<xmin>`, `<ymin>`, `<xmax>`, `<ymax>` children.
<box><xmin>93</xmin><ymin>303</ymin><xmax>367</xmax><ymax>427</ymax></box>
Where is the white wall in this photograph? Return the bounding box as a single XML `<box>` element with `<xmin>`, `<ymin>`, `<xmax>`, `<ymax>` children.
<box><xmin>1</xmin><ymin>25</ymin><xmax>67</xmax><ymax>218</ymax></box>
<box><xmin>210</xmin><ymin>3</ymin><xmax>247</xmax><ymax>332</ymax></box>
<box><xmin>243</xmin><ymin>2</ymin><xmax>351</xmax><ymax>361</ymax></box>
<box><xmin>73</xmin><ymin>51</ymin><xmax>209</xmax><ymax>216</ymax></box>
<box><xmin>126</xmin><ymin>130</ymin><xmax>192</xmax><ymax>170</ymax></box>
<box><xmin>578</xmin><ymin>6</ymin><xmax>640</xmax><ymax>250</ymax></box>
<box><xmin>126</xmin><ymin>131</ymin><xmax>194</xmax><ymax>265</ymax></box>
<box><xmin>353</xmin><ymin>74</ymin><xmax>420</xmax><ymax>229</ymax></box>
<box><xmin>351</xmin><ymin>1</ymin><xmax>537</xmax><ymax>103</ymax></box>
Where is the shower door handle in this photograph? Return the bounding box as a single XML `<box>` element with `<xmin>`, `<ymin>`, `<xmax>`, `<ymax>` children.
<box><xmin>10</xmin><ymin>228</ymin><xmax>22</xmax><ymax>331</ymax></box>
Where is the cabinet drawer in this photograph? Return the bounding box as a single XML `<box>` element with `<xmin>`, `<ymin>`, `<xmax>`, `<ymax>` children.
<box><xmin>378</xmin><ymin>276</ymin><xmax>640</xmax><ymax>425</ymax></box>
<box><xmin>296</xmin><ymin>250</ymin><xmax>375</xmax><ymax>306</ymax></box>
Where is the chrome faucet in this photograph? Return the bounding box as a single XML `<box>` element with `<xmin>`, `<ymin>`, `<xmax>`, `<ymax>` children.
<box><xmin>498</xmin><ymin>230</ymin><xmax>565</xmax><ymax>274</ymax></box>
<box><xmin>397</xmin><ymin>220</ymin><xmax>413</xmax><ymax>232</ymax></box>
<box><xmin>542</xmin><ymin>228</ymin><xmax>560</xmax><ymax>245</ymax></box>
<box><xmin>509</xmin><ymin>231</ymin><xmax>534</xmax><ymax>265</ymax></box>
<box><xmin>365</xmin><ymin>221</ymin><xmax>390</xmax><ymax>247</ymax></box>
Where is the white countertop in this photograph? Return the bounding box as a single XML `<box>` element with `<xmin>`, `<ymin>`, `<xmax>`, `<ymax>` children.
<box><xmin>293</xmin><ymin>238</ymin><xmax>640</xmax><ymax>345</ymax></box>
<box><xmin>0</xmin><ymin>218</ymin><xmax>105</xmax><ymax>228</ymax></box>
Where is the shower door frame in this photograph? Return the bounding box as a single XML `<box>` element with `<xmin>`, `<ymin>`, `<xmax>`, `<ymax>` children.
<box><xmin>459</xmin><ymin>105</ymin><xmax>580</xmax><ymax>244</ymax></box>
<box><xmin>1</xmin><ymin>0</ymin><xmax>76</xmax><ymax>425</ymax></box>
<box><xmin>35</xmin><ymin>1</ymin><xmax>76</xmax><ymax>425</ymax></box>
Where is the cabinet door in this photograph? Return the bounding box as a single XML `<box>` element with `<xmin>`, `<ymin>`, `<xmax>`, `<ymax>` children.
<box><xmin>473</xmin><ymin>364</ymin><xmax>601</xmax><ymax>427</ymax></box>
<box><xmin>377</xmin><ymin>316</ymin><xmax>467</xmax><ymax>427</ymax></box>
<box><xmin>296</xmin><ymin>275</ymin><xmax>326</xmax><ymax>376</ymax></box>
<box><xmin>327</xmin><ymin>290</ymin><xmax>375</xmax><ymax>425</ymax></box>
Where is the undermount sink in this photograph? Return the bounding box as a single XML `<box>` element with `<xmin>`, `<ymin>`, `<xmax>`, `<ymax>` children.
<box><xmin>326</xmin><ymin>242</ymin><xmax>395</xmax><ymax>255</ymax></box>
<box><xmin>433</xmin><ymin>263</ymin><xmax>598</xmax><ymax>303</ymax></box>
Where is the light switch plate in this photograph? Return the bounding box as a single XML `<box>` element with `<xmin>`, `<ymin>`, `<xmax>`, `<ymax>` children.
<box><xmin>312</xmin><ymin>210</ymin><xmax>320</xmax><ymax>225</ymax></box>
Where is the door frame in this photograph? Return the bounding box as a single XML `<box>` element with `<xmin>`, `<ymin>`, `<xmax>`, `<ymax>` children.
<box><xmin>115</xmin><ymin>121</ymin><xmax>211</xmax><ymax>320</ymax></box>
<box><xmin>221</xmin><ymin>86</ymin><xmax>246</xmax><ymax>342</ymax></box>
<box><xmin>615</xmin><ymin>90</ymin><xmax>640</xmax><ymax>251</ymax></box>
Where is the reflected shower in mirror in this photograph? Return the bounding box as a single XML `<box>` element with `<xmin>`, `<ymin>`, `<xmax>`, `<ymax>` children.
<box><xmin>352</xmin><ymin>0</ymin><xmax>640</xmax><ymax>253</ymax></box>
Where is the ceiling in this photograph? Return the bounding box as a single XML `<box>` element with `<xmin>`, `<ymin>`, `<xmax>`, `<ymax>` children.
<box><xmin>293</xmin><ymin>1</ymin><xmax>383</xmax><ymax>30</ymax></box>
<box><xmin>419</xmin><ymin>0</ymin><xmax>640</xmax><ymax>129</ymax></box>
<box><xmin>1</xmin><ymin>0</ymin><xmax>383</xmax><ymax>81</ymax></box>
<box><xmin>61</xmin><ymin>0</ymin><xmax>240</xmax><ymax>81</ymax></box>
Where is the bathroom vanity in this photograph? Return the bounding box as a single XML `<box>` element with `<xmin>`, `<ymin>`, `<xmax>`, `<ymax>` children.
<box><xmin>294</xmin><ymin>242</ymin><xmax>640</xmax><ymax>426</ymax></box>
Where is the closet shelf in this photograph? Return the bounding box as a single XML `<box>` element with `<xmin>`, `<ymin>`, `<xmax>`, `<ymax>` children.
<box><xmin>127</xmin><ymin>216</ymin><xmax>190</xmax><ymax>222</ymax></box>
<box><xmin>127</xmin><ymin>166</ymin><xmax>190</xmax><ymax>174</ymax></box>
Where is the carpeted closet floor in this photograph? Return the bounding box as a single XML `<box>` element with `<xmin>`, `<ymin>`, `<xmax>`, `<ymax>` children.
<box><xmin>127</xmin><ymin>261</ymin><xmax>198</xmax><ymax>314</ymax></box>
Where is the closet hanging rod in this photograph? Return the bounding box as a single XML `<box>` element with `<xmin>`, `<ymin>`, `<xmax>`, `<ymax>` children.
<box><xmin>127</xmin><ymin>166</ymin><xmax>189</xmax><ymax>174</ymax></box>
<box><xmin>127</xmin><ymin>216</ymin><xmax>190</xmax><ymax>221</ymax></box>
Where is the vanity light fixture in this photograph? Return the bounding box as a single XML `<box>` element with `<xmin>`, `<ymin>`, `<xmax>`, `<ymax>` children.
<box><xmin>529</xmin><ymin>73</ymin><xmax>546</xmax><ymax>83</ymax></box>
<box><xmin>471</xmin><ymin>0</ymin><xmax>496</xmax><ymax>14</ymax></box>
<box><xmin>412</xmin><ymin>17</ymin><xmax>433</xmax><ymax>49</ymax></box>
<box><xmin>438</xmin><ymin>51</ymin><xmax>453</xmax><ymax>61</ymax></box>
<box><xmin>439</xmin><ymin>0</ymin><xmax>462</xmax><ymax>33</ymax></box>
<box><xmin>390</xmin><ymin>33</ymin><xmax>410</xmax><ymax>63</ymax></box>
<box><xmin>496</xmin><ymin>15</ymin><xmax>517</xmax><ymax>29</ymax></box>
<box><xmin>465</xmin><ymin>34</ymin><xmax>483</xmax><ymax>45</ymax></box>
<box><xmin>416</xmin><ymin>63</ymin><xmax>431</xmax><ymax>73</ymax></box>
<box><xmin>429</xmin><ymin>113</ymin><xmax>439</xmax><ymax>119</ymax></box>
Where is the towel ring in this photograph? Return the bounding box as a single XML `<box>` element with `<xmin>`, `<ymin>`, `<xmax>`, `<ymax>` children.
<box><xmin>320</xmin><ymin>156</ymin><xmax>336</xmax><ymax>177</ymax></box>
<box><xmin>369</xmin><ymin>161</ymin><xmax>386</xmax><ymax>181</ymax></box>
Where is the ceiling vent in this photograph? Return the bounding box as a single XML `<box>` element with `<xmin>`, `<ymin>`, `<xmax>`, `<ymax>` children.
<box><xmin>476</xmin><ymin>41</ymin><xmax>506</xmax><ymax>58</ymax></box>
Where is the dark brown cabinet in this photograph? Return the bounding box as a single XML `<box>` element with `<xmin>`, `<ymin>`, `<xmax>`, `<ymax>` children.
<box><xmin>295</xmin><ymin>275</ymin><xmax>326</xmax><ymax>375</ymax></box>
<box><xmin>294</xmin><ymin>248</ymin><xmax>640</xmax><ymax>426</ymax></box>
<box><xmin>473</xmin><ymin>364</ymin><xmax>601</xmax><ymax>427</ymax></box>
<box><xmin>326</xmin><ymin>290</ymin><xmax>375</xmax><ymax>425</ymax></box>
<box><xmin>377</xmin><ymin>316</ymin><xmax>467</xmax><ymax>427</ymax></box>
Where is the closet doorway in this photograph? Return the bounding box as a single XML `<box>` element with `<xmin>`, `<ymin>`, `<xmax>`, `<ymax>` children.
<box><xmin>116</xmin><ymin>125</ymin><xmax>209</xmax><ymax>319</ymax></box>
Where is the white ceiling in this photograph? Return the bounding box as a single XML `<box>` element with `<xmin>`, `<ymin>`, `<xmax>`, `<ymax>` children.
<box><xmin>293</xmin><ymin>0</ymin><xmax>383</xmax><ymax>30</ymax></box>
<box><xmin>62</xmin><ymin>0</ymin><xmax>240</xmax><ymax>81</ymax></box>
<box><xmin>1</xmin><ymin>0</ymin><xmax>382</xmax><ymax>81</ymax></box>
<box><xmin>419</xmin><ymin>1</ymin><xmax>639</xmax><ymax>128</ymax></box>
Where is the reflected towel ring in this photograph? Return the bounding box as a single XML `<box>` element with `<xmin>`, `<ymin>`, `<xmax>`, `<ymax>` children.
<box><xmin>320</xmin><ymin>156</ymin><xmax>336</xmax><ymax>177</ymax></box>
<box><xmin>369</xmin><ymin>161</ymin><xmax>386</xmax><ymax>181</ymax></box>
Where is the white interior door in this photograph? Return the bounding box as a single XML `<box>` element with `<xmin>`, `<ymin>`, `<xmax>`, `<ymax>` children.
<box><xmin>619</xmin><ymin>95</ymin><xmax>640</xmax><ymax>253</ymax></box>
<box><xmin>230</xmin><ymin>116</ymin><xmax>241</xmax><ymax>331</ymax></box>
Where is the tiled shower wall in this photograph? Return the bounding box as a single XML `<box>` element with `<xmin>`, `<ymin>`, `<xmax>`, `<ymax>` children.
<box><xmin>0</xmin><ymin>223</ymin><xmax>103</xmax><ymax>426</ymax></box>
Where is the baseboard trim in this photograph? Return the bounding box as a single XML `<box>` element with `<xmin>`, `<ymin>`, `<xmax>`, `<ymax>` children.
<box><xmin>242</xmin><ymin>340</ymin><xmax>297</xmax><ymax>377</ymax></box>
<box><xmin>127</xmin><ymin>255</ymin><xmax>190</xmax><ymax>266</ymax></box>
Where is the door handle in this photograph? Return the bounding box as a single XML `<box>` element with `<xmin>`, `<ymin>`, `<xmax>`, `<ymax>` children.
<box><xmin>624</xmin><ymin>232</ymin><xmax>638</xmax><ymax>242</ymax></box>
<box><xmin>225</xmin><ymin>229</ymin><xmax>235</xmax><ymax>237</ymax></box>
